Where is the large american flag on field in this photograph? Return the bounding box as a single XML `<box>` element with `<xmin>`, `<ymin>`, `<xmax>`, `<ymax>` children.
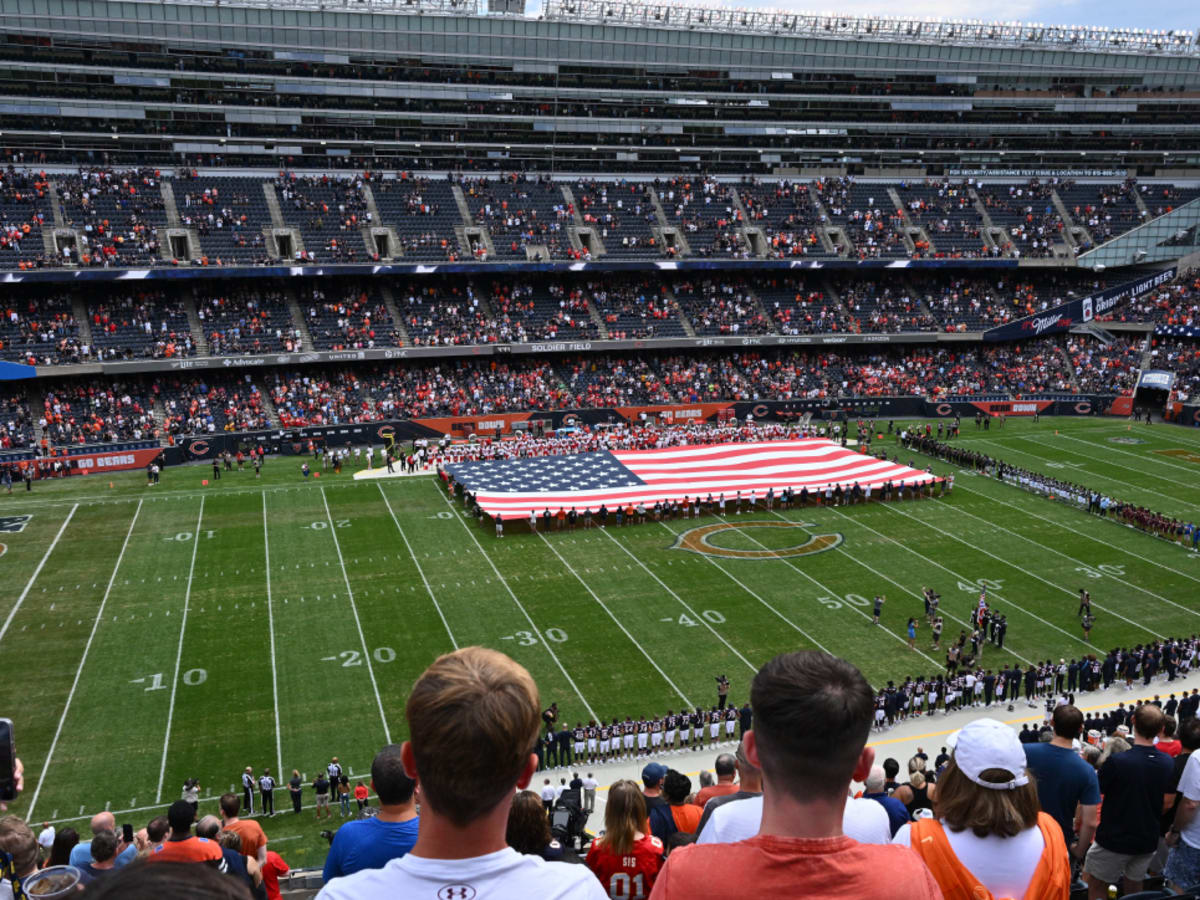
<box><xmin>445</xmin><ymin>438</ymin><xmax>939</xmax><ymax>518</ymax></box>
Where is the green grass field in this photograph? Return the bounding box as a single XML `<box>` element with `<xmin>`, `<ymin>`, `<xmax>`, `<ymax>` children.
<box><xmin>2</xmin><ymin>415</ymin><xmax>1199</xmax><ymax>866</ymax></box>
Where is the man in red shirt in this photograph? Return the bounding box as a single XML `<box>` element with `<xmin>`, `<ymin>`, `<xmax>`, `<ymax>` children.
<box><xmin>649</xmin><ymin>651</ymin><xmax>941</xmax><ymax>899</ymax></box>
<box><xmin>692</xmin><ymin>753</ymin><xmax>738</xmax><ymax>809</ymax></box>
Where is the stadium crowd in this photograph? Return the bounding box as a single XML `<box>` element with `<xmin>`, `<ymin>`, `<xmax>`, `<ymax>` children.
<box><xmin>13</xmin><ymin>644</ymin><xmax>1200</xmax><ymax>899</ymax></box>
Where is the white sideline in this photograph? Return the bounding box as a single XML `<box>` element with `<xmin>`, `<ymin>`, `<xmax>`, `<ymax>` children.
<box><xmin>26</xmin><ymin>501</ymin><xmax>142</xmax><ymax>821</ymax></box>
<box><xmin>0</xmin><ymin>504</ymin><xmax>78</xmax><ymax>647</ymax></box>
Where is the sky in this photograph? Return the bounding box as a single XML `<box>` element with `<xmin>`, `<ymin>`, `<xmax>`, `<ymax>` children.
<box><xmin>523</xmin><ymin>0</ymin><xmax>1196</xmax><ymax>32</ymax></box>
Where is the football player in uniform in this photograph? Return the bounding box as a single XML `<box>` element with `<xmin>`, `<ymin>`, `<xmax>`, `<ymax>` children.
<box><xmin>622</xmin><ymin>716</ymin><xmax>635</xmax><ymax>759</ymax></box>
<box><xmin>649</xmin><ymin>716</ymin><xmax>663</xmax><ymax>752</ymax></box>
<box><xmin>635</xmin><ymin>718</ymin><xmax>649</xmax><ymax>757</ymax></box>
<box><xmin>678</xmin><ymin>709</ymin><xmax>691</xmax><ymax>749</ymax></box>
<box><xmin>586</xmin><ymin>721</ymin><xmax>598</xmax><ymax>763</ymax></box>
<box><xmin>573</xmin><ymin>723</ymin><xmax>587</xmax><ymax>763</ymax></box>
<box><xmin>663</xmin><ymin>710</ymin><xmax>677</xmax><ymax>750</ymax></box>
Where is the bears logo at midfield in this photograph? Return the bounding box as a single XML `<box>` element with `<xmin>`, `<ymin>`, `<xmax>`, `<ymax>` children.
<box><xmin>671</xmin><ymin>521</ymin><xmax>842</xmax><ymax>560</ymax></box>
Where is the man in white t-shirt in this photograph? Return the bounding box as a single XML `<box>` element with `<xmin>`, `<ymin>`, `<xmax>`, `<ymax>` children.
<box><xmin>582</xmin><ymin>774</ymin><xmax>599</xmax><ymax>813</ymax></box>
<box><xmin>1165</xmin><ymin>748</ymin><xmax>1200</xmax><ymax>890</ymax></box>
<box><xmin>317</xmin><ymin>647</ymin><xmax>604</xmax><ymax>900</ymax></box>
<box><xmin>695</xmin><ymin>793</ymin><xmax>890</xmax><ymax>846</ymax></box>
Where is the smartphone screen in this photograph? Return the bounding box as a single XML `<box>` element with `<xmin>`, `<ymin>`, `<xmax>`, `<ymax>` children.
<box><xmin>0</xmin><ymin>718</ymin><xmax>14</xmax><ymax>802</ymax></box>
<box><xmin>122</xmin><ymin>823</ymin><xmax>134</xmax><ymax>844</ymax></box>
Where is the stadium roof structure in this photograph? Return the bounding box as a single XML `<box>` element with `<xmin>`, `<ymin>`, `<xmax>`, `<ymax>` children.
<box><xmin>192</xmin><ymin>0</ymin><xmax>485</xmax><ymax>13</ymax></box>
<box><xmin>541</xmin><ymin>0</ymin><xmax>1200</xmax><ymax>56</ymax></box>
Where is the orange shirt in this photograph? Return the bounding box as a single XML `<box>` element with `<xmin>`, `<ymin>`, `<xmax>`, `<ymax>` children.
<box><xmin>648</xmin><ymin>834</ymin><xmax>942</xmax><ymax>899</ymax></box>
<box><xmin>224</xmin><ymin>819</ymin><xmax>267</xmax><ymax>859</ymax></box>
<box><xmin>670</xmin><ymin>804</ymin><xmax>702</xmax><ymax>835</ymax></box>
<box><xmin>149</xmin><ymin>836</ymin><xmax>223</xmax><ymax>864</ymax></box>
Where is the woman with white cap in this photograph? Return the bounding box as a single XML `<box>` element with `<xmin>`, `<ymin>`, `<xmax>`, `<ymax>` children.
<box><xmin>892</xmin><ymin>718</ymin><xmax>1071</xmax><ymax>899</ymax></box>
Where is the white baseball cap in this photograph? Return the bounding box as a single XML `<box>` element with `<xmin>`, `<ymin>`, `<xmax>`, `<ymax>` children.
<box><xmin>945</xmin><ymin>718</ymin><xmax>1030</xmax><ymax>791</ymax></box>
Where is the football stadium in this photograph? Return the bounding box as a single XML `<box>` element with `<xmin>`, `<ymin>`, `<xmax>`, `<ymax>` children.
<box><xmin>1</xmin><ymin>0</ymin><xmax>1200</xmax><ymax>895</ymax></box>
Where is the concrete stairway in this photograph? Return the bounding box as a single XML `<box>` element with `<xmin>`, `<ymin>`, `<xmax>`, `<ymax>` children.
<box><xmin>285</xmin><ymin>287</ymin><xmax>315</xmax><ymax>351</ymax></box>
<box><xmin>1055</xmin><ymin>344</ymin><xmax>1082</xmax><ymax>392</ymax></box>
<box><xmin>259</xmin><ymin>387</ymin><xmax>282</xmax><ymax>428</ymax></box>
<box><xmin>742</xmin><ymin>283</ymin><xmax>776</xmax><ymax>332</ymax></box>
<box><xmin>647</xmin><ymin>188</ymin><xmax>691</xmax><ymax>256</ymax></box>
<box><xmin>451</xmin><ymin>185</ymin><xmax>475</xmax><ymax>225</ymax></box>
<box><xmin>887</xmin><ymin>186</ymin><xmax>931</xmax><ymax>256</ymax></box>
<box><xmin>662</xmin><ymin>284</ymin><xmax>695</xmax><ymax>337</ymax></box>
<box><xmin>968</xmin><ymin>187</ymin><xmax>1011</xmax><ymax>257</ymax></box>
<box><xmin>729</xmin><ymin>189</ymin><xmax>766</xmax><ymax>257</ymax></box>
<box><xmin>1051</xmin><ymin>190</ymin><xmax>1092</xmax><ymax>253</ymax></box>
<box><xmin>584</xmin><ymin>297</ymin><xmax>609</xmax><ymax>339</ymax></box>
<box><xmin>158</xmin><ymin>180</ymin><xmax>202</xmax><ymax>262</ymax></box>
<box><xmin>561</xmin><ymin>184</ymin><xmax>606</xmax><ymax>257</ymax></box>
<box><xmin>359</xmin><ymin>184</ymin><xmax>403</xmax><ymax>259</ymax></box>
<box><xmin>183</xmin><ymin>290</ymin><xmax>208</xmax><ymax>354</ymax></box>
<box><xmin>151</xmin><ymin>396</ymin><xmax>169</xmax><ymax>435</ymax></box>
<box><xmin>263</xmin><ymin>182</ymin><xmax>305</xmax><ymax>260</ymax></box>
<box><xmin>810</xmin><ymin>193</ymin><xmax>849</xmax><ymax>257</ymax></box>
<box><xmin>72</xmin><ymin>295</ymin><xmax>93</xmax><ymax>350</ymax></box>
<box><xmin>376</xmin><ymin>282</ymin><xmax>411</xmax><ymax>346</ymax></box>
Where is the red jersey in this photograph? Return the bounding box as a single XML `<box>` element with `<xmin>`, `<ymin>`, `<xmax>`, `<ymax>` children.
<box><xmin>586</xmin><ymin>833</ymin><xmax>663</xmax><ymax>900</ymax></box>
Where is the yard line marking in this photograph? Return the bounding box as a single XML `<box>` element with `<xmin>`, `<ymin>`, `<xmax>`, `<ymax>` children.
<box><xmin>926</xmin><ymin>492</ymin><xmax>1200</xmax><ymax>621</ymax></box>
<box><xmin>1055</xmin><ymin>432</ymin><xmax>1200</xmax><ymax>480</ymax></box>
<box><xmin>720</xmin><ymin>518</ymin><xmax>944</xmax><ymax>669</ymax></box>
<box><xmin>878</xmin><ymin>502</ymin><xmax>1159</xmax><ymax>639</ymax></box>
<box><xmin>815</xmin><ymin>507</ymin><xmax>1036</xmax><ymax>667</ymax></box>
<box><xmin>951</xmin><ymin>478</ymin><xmax>1200</xmax><ymax>586</ymax></box>
<box><xmin>26</xmin><ymin>501</ymin><xmax>142</xmax><ymax>821</ymax></box>
<box><xmin>1008</xmin><ymin>435</ymin><xmax>1200</xmax><ymax>502</ymax></box>
<box><xmin>537</xmin><ymin>531</ymin><xmax>693</xmax><ymax>707</ymax></box>
<box><xmin>156</xmin><ymin>497</ymin><xmax>205</xmax><ymax>803</ymax></box>
<box><xmin>436</xmin><ymin>485</ymin><xmax>598</xmax><ymax>722</ymax></box>
<box><xmin>594</xmin><ymin>527</ymin><xmax>758</xmax><ymax>674</ymax></box>
<box><xmin>978</xmin><ymin>435</ymin><xmax>1198</xmax><ymax>512</ymax></box>
<box><xmin>321</xmin><ymin>487</ymin><xmax>391</xmax><ymax>745</ymax></box>
<box><xmin>377</xmin><ymin>483</ymin><xmax>457</xmax><ymax>649</ymax></box>
<box><xmin>0</xmin><ymin>504</ymin><xmax>78</xmax><ymax>647</ymax></box>
<box><xmin>654</xmin><ymin>521</ymin><xmax>834</xmax><ymax>656</ymax></box>
<box><xmin>262</xmin><ymin>493</ymin><xmax>283</xmax><ymax>778</ymax></box>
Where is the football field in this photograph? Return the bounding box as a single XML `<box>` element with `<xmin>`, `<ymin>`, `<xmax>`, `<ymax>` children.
<box><xmin>1</xmin><ymin>416</ymin><xmax>1198</xmax><ymax>866</ymax></box>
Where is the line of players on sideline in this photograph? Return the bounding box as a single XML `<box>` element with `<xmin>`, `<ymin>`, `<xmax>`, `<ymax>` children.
<box><xmin>535</xmin><ymin>702</ymin><xmax>749</xmax><ymax>769</ymax></box>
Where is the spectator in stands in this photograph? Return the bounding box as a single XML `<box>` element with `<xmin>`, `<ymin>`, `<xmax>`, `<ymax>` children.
<box><xmin>1083</xmin><ymin>703</ymin><xmax>1175</xmax><ymax>899</ymax></box>
<box><xmin>196</xmin><ymin>817</ymin><xmax>258</xmax><ymax>895</ymax></box>
<box><xmin>261</xmin><ymin>849</ymin><xmax>290</xmax><ymax>900</ymax></box>
<box><xmin>46</xmin><ymin>826</ymin><xmax>79</xmax><ymax>867</ymax></box>
<box><xmin>894</xmin><ymin>718</ymin><xmax>1071</xmax><ymax>898</ymax></box>
<box><xmin>1164</xmin><ymin>719</ymin><xmax>1200</xmax><ymax>891</ymax></box>
<box><xmin>0</xmin><ymin>816</ymin><xmax>37</xmax><ymax>899</ymax></box>
<box><xmin>694</xmin><ymin>740</ymin><xmax>762</xmax><ymax>837</ymax></box>
<box><xmin>322</xmin><ymin>744</ymin><xmax>419</xmax><ymax>881</ymax></box>
<box><xmin>651</xmin><ymin>651</ymin><xmax>940</xmax><ymax>898</ymax></box>
<box><xmin>78</xmin><ymin>854</ymin><xmax>252</xmax><ymax>900</ymax></box>
<box><xmin>586</xmin><ymin>779</ymin><xmax>664</xmax><ymax>897</ymax></box>
<box><xmin>861</xmin><ymin>766</ymin><xmax>909</xmax><ymax>838</ymax></box>
<box><xmin>317</xmin><ymin>647</ymin><xmax>605</xmax><ymax>899</ymax></box>
<box><xmin>1024</xmin><ymin>704</ymin><xmax>1100</xmax><ymax>861</ymax></box>
<box><xmin>77</xmin><ymin>828</ymin><xmax>121</xmax><ymax>883</ymax></box>
<box><xmin>692</xmin><ymin>754</ymin><xmax>738</xmax><ymax>808</ymax></box>
<box><xmin>148</xmin><ymin>799</ymin><xmax>226</xmax><ymax>869</ymax></box>
<box><xmin>70</xmin><ymin>811</ymin><xmax>137</xmax><ymax>869</ymax></box>
<box><xmin>506</xmin><ymin>790</ymin><xmax>577</xmax><ymax>863</ymax></box>
<box><xmin>663</xmin><ymin>770</ymin><xmax>701</xmax><ymax>836</ymax></box>
<box><xmin>219</xmin><ymin>793</ymin><xmax>267</xmax><ymax>866</ymax></box>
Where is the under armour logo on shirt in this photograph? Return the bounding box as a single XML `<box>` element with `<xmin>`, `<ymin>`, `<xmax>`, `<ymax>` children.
<box><xmin>437</xmin><ymin>886</ymin><xmax>477</xmax><ymax>900</ymax></box>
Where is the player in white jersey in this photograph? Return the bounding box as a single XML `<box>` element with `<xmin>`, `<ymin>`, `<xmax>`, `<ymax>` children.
<box><xmin>572</xmin><ymin>723</ymin><xmax>586</xmax><ymax>761</ymax></box>
<box><xmin>650</xmin><ymin>717</ymin><xmax>663</xmax><ymax>750</ymax></box>
<box><xmin>586</xmin><ymin>722</ymin><xmax>598</xmax><ymax>762</ymax></box>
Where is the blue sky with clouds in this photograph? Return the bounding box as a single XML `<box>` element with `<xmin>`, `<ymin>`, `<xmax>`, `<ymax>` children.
<box><xmin>523</xmin><ymin>0</ymin><xmax>1196</xmax><ymax>32</ymax></box>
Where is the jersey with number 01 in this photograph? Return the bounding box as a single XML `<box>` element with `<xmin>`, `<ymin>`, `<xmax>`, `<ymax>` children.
<box><xmin>585</xmin><ymin>834</ymin><xmax>663</xmax><ymax>900</ymax></box>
